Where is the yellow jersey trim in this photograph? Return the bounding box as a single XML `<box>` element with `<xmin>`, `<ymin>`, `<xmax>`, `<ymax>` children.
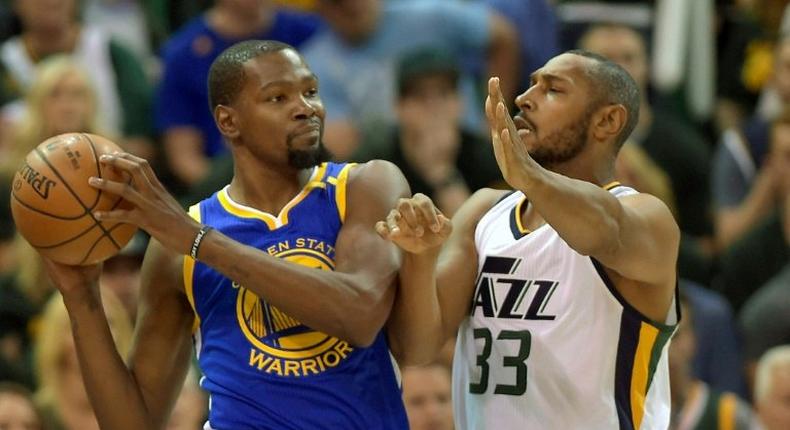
<box><xmin>184</xmin><ymin>204</ymin><xmax>202</xmax><ymax>334</ymax></box>
<box><xmin>604</xmin><ymin>181</ymin><xmax>621</xmax><ymax>191</ymax></box>
<box><xmin>719</xmin><ymin>393</ymin><xmax>737</xmax><ymax>430</ymax></box>
<box><xmin>630</xmin><ymin>322</ymin><xmax>659</xmax><ymax>429</ymax></box>
<box><xmin>216</xmin><ymin>164</ymin><xmax>328</xmax><ymax>229</ymax></box>
<box><xmin>335</xmin><ymin>163</ymin><xmax>356</xmax><ymax>223</ymax></box>
<box><xmin>514</xmin><ymin>197</ymin><xmax>530</xmax><ymax>234</ymax></box>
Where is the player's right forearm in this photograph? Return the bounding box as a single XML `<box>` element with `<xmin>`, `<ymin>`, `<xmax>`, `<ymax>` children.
<box><xmin>62</xmin><ymin>290</ymin><xmax>157</xmax><ymax>430</ymax></box>
<box><xmin>388</xmin><ymin>250</ymin><xmax>446</xmax><ymax>366</ymax></box>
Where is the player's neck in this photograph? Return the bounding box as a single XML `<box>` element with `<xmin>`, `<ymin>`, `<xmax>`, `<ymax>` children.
<box><xmin>208</xmin><ymin>5</ymin><xmax>274</xmax><ymax>39</ymax></box>
<box><xmin>228</xmin><ymin>161</ymin><xmax>314</xmax><ymax>215</ymax></box>
<box><xmin>544</xmin><ymin>150</ymin><xmax>615</xmax><ymax>188</ymax></box>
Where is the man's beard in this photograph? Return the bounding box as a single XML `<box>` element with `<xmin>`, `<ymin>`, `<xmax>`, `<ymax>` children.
<box><xmin>528</xmin><ymin>114</ymin><xmax>590</xmax><ymax>168</ymax></box>
<box><xmin>287</xmin><ymin>140</ymin><xmax>333</xmax><ymax>169</ymax></box>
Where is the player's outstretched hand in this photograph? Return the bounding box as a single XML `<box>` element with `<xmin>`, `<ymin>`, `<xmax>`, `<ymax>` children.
<box><xmin>88</xmin><ymin>152</ymin><xmax>201</xmax><ymax>256</ymax></box>
<box><xmin>485</xmin><ymin>76</ymin><xmax>538</xmax><ymax>191</ymax></box>
<box><xmin>375</xmin><ymin>193</ymin><xmax>452</xmax><ymax>254</ymax></box>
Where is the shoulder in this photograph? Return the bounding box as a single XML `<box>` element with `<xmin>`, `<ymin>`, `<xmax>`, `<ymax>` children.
<box><xmin>339</xmin><ymin>161</ymin><xmax>409</xmax><ymax>224</ymax></box>
<box><xmin>455</xmin><ymin>188</ymin><xmax>510</xmax><ymax>230</ymax></box>
<box><xmin>619</xmin><ymin>190</ymin><xmax>676</xmax><ymax>216</ymax></box>
<box><xmin>619</xmin><ymin>192</ymin><xmax>679</xmax><ymax>238</ymax></box>
<box><xmin>346</xmin><ymin>160</ymin><xmax>410</xmax><ymax>200</ymax></box>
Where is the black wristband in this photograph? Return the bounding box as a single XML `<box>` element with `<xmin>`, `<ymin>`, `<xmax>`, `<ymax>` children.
<box><xmin>190</xmin><ymin>225</ymin><xmax>213</xmax><ymax>260</ymax></box>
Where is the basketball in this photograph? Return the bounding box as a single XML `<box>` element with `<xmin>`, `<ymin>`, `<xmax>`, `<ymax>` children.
<box><xmin>9</xmin><ymin>133</ymin><xmax>138</xmax><ymax>265</ymax></box>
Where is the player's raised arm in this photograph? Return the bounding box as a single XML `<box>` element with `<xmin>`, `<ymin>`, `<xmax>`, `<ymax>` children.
<box><xmin>487</xmin><ymin>76</ymin><xmax>678</xmax><ymax>288</ymax></box>
<box><xmin>42</xmin><ymin>240</ymin><xmax>195</xmax><ymax>430</ymax></box>
<box><xmin>381</xmin><ymin>189</ymin><xmax>505</xmax><ymax>365</ymax></box>
<box><xmin>91</xmin><ymin>155</ymin><xmax>409</xmax><ymax>347</ymax></box>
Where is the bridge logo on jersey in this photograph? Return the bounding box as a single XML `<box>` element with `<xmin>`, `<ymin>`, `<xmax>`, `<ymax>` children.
<box><xmin>235</xmin><ymin>239</ymin><xmax>353</xmax><ymax>377</ymax></box>
<box><xmin>472</xmin><ymin>256</ymin><xmax>558</xmax><ymax>320</ymax></box>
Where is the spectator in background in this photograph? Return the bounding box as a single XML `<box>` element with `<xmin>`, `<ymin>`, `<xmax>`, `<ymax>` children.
<box><xmin>753</xmin><ymin>345</ymin><xmax>790</xmax><ymax>430</ymax></box>
<box><xmin>82</xmin><ymin>0</ymin><xmax>154</xmax><ymax>65</ymax></box>
<box><xmin>0</xmin><ymin>56</ymin><xmax>104</xmax><ymax>179</ymax></box>
<box><xmin>34</xmin><ymin>289</ymin><xmax>133</xmax><ymax>430</ymax></box>
<box><xmin>155</xmin><ymin>0</ymin><xmax>319</xmax><ymax>189</ymax></box>
<box><xmin>668</xmin><ymin>295</ymin><xmax>754</xmax><ymax>430</ymax></box>
<box><xmin>580</xmin><ymin>23</ymin><xmax>715</xmax><ymax>283</ymax></box>
<box><xmin>614</xmin><ymin>142</ymin><xmax>677</xmax><ymax>215</ymax></box>
<box><xmin>0</xmin><ymin>58</ymin><xmax>108</xmax><ymax>356</ymax></box>
<box><xmin>681</xmin><ymin>279</ymin><xmax>749</xmax><ymax>398</ymax></box>
<box><xmin>0</xmin><ymin>264</ymin><xmax>37</xmax><ymax>389</ymax></box>
<box><xmin>401</xmin><ymin>363</ymin><xmax>454</xmax><ymax>430</ymax></box>
<box><xmin>714</xmin><ymin>110</ymin><xmax>790</xmax><ymax>310</ymax></box>
<box><xmin>483</xmin><ymin>0</ymin><xmax>560</xmax><ymax>90</ymax></box>
<box><xmin>739</xmin><ymin>265</ymin><xmax>790</xmax><ymax>393</ymax></box>
<box><xmin>100</xmin><ymin>232</ymin><xmax>148</xmax><ymax>321</ymax></box>
<box><xmin>716</xmin><ymin>0</ymin><xmax>789</xmax><ymax>132</ymax></box>
<box><xmin>0</xmin><ymin>383</ymin><xmax>43</xmax><ymax>430</ymax></box>
<box><xmin>713</xmin><ymin>101</ymin><xmax>790</xmax><ymax>251</ymax></box>
<box><xmin>359</xmin><ymin>47</ymin><xmax>502</xmax><ymax>216</ymax></box>
<box><xmin>0</xmin><ymin>0</ymin><xmax>153</xmax><ymax>160</ymax></box>
<box><xmin>303</xmin><ymin>0</ymin><xmax>519</xmax><ymax>160</ymax></box>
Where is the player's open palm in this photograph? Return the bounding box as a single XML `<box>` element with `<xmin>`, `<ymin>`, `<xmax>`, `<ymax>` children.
<box><xmin>485</xmin><ymin>77</ymin><xmax>537</xmax><ymax>191</ymax></box>
<box><xmin>376</xmin><ymin>194</ymin><xmax>452</xmax><ymax>254</ymax></box>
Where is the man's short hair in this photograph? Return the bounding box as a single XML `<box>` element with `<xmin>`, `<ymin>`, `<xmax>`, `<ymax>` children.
<box><xmin>208</xmin><ymin>40</ymin><xmax>295</xmax><ymax>110</ymax></box>
<box><xmin>566</xmin><ymin>49</ymin><xmax>641</xmax><ymax>150</ymax></box>
<box><xmin>396</xmin><ymin>47</ymin><xmax>460</xmax><ymax>98</ymax></box>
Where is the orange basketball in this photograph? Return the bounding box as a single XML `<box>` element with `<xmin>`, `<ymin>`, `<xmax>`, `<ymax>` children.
<box><xmin>9</xmin><ymin>133</ymin><xmax>138</xmax><ymax>265</ymax></box>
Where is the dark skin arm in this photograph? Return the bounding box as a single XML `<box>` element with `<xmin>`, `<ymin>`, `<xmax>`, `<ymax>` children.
<box><xmin>42</xmin><ymin>240</ymin><xmax>195</xmax><ymax>430</ymax></box>
<box><xmin>381</xmin><ymin>189</ymin><xmax>504</xmax><ymax>365</ymax></box>
<box><xmin>486</xmin><ymin>77</ymin><xmax>678</xmax><ymax>320</ymax></box>
<box><xmin>91</xmin><ymin>155</ymin><xmax>409</xmax><ymax>346</ymax></box>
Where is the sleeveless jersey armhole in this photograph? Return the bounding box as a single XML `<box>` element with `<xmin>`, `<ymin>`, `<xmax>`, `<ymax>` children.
<box><xmin>333</xmin><ymin>163</ymin><xmax>356</xmax><ymax>223</ymax></box>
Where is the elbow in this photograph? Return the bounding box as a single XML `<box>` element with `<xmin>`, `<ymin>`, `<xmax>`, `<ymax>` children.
<box><xmin>338</xmin><ymin>290</ymin><xmax>392</xmax><ymax>348</ymax></box>
<box><xmin>344</xmin><ymin>326</ymin><xmax>379</xmax><ymax>348</ymax></box>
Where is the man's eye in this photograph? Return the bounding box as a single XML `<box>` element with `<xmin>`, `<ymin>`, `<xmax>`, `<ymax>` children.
<box><xmin>305</xmin><ymin>88</ymin><xmax>318</xmax><ymax>97</ymax></box>
<box><xmin>268</xmin><ymin>95</ymin><xmax>284</xmax><ymax>102</ymax></box>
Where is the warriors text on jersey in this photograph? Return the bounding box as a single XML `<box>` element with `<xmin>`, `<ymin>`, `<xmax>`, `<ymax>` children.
<box><xmin>453</xmin><ymin>184</ymin><xmax>680</xmax><ymax>430</ymax></box>
<box><xmin>184</xmin><ymin>162</ymin><xmax>407</xmax><ymax>430</ymax></box>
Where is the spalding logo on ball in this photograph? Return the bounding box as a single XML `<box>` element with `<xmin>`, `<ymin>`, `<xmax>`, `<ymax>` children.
<box><xmin>10</xmin><ymin>133</ymin><xmax>138</xmax><ymax>265</ymax></box>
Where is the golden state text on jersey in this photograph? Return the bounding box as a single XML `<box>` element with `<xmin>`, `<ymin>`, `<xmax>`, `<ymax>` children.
<box><xmin>184</xmin><ymin>163</ymin><xmax>407</xmax><ymax>430</ymax></box>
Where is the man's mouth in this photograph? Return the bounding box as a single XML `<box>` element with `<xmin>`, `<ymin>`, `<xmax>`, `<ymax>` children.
<box><xmin>293</xmin><ymin>122</ymin><xmax>321</xmax><ymax>136</ymax></box>
<box><xmin>513</xmin><ymin>114</ymin><xmax>535</xmax><ymax>139</ymax></box>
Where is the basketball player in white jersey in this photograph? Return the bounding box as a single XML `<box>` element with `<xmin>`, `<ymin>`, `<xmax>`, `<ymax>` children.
<box><xmin>380</xmin><ymin>50</ymin><xmax>680</xmax><ymax>429</ymax></box>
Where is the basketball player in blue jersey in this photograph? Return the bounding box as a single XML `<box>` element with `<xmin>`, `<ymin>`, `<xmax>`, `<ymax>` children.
<box><xmin>377</xmin><ymin>51</ymin><xmax>681</xmax><ymax>429</ymax></box>
<box><xmin>40</xmin><ymin>41</ymin><xmax>413</xmax><ymax>429</ymax></box>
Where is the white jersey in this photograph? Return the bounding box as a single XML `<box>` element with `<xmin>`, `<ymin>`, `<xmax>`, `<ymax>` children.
<box><xmin>453</xmin><ymin>184</ymin><xmax>679</xmax><ymax>430</ymax></box>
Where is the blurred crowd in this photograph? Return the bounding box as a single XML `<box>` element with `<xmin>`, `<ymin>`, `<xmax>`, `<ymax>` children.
<box><xmin>0</xmin><ymin>1</ymin><xmax>788</xmax><ymax>429</ymax></box>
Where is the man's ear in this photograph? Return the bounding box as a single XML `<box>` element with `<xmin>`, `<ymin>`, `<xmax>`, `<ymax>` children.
<box><xmin>591</xmin><ymin>104</ymin><xmax>627</xmax><ymax>143</ymax></box>
<box><xmin>215</xmin><ymin>105</ymin><xmax>241</xmax><ymax>140</ymax></box>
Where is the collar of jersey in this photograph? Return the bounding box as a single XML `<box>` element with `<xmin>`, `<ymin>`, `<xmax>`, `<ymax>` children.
<box><xmin>216</xmin><ymin>163</ymin><xmax>328</xmax><ymax>230</ymax></box>
<box><xmin>511</xmin><ymin>181</ymin><xmax>622</xmax><ymax>236</ymax></box>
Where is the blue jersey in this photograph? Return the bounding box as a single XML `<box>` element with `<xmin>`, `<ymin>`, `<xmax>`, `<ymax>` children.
<box><xmin>183</xmin><ymin>162</ymin><xmax>407</xmax><ymax>429</ymax></box>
